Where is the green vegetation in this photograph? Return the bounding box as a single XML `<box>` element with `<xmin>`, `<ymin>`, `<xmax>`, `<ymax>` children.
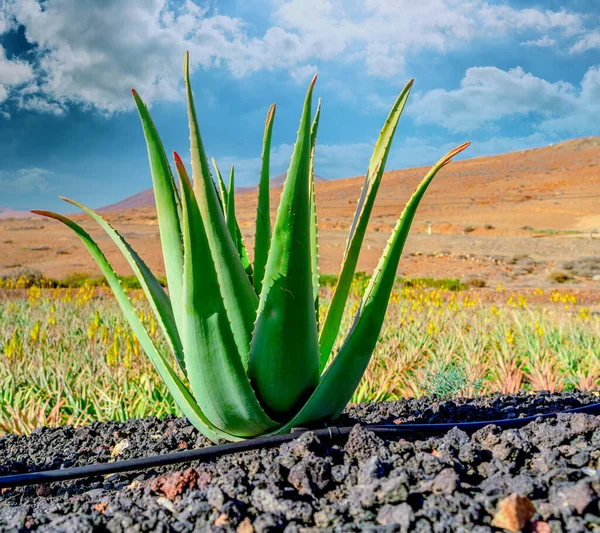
<box><xmin>399</xmin><ymin>277</ymin><xmax>465</xmax><ymax>291</ymax></box>
<box><xmin>1</xmin><ymin>271</ymin><xmax>167</xmax><ymax>290</ymax></box>
<box><xmin>523</xmin><ymin>226</ymin><xmax>584</xmax><ymax>236</ymax></box>
<box><xmin>423</xmin><ymin>360</ymin><xmax>483</xmax><ymax>399</ymax></box>
<box><xmin>1</xmin><ymin>283</ymin><xmax>597</xmax><ymax>436</ymax></box>
<box><xmin>320</xmin><ymin>274</ymin><xmax>466</xmax><ymax>292</ymax></box>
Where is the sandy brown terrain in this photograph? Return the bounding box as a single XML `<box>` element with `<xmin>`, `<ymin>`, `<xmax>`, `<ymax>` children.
<box><xmin>1</xmin><ymin>137</ymin><xmax>599</xmax><ymax>288</ymax></box>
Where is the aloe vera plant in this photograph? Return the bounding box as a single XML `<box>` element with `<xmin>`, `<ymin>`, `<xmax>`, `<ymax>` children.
<box><xmin>33</xmin><ymin>53</ymin><xmax>469</xmax><ymax>442</ymax></box>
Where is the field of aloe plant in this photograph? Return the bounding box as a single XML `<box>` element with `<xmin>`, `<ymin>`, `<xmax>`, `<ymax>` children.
<box><xmin>1</xmin><ymin>277</ymin><xmax>598</xmax><ymax>436</ymax></box>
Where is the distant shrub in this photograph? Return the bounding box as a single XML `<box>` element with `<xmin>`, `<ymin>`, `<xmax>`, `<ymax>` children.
<box><xmin>507</xmin><ymin>254</ymin><xmax>535</xmax><ymax>266</ymax></box>
<box><xmin>319</xmin><ymin>273</ymin><xmax>338</xmax><ymax>288</ymax></box>
<box><xmin>58</xmin><ymin>272</ymin><xmax>168</xmax><ymax>289</ymax></box>
<box><xmin>319</xmin><ymin>271</ymin><xmax>370</xmax><ymax>289</ymax></box>
<box><xmin>424</xmin><ymin>361</ymin><xmax>483</xmax><ymax>399</ymax></box>
<box><xmin>548</xmin><ymin>271</ymin><xmax>573</xmax><ymax>284</ymax></box>
<box><xmin>60</xmin><ymin>272</ymin><xmax>97</xmax><ymax>287</ymax></box>
<box><xmin>1</xmin><ymin>267</ymin><xmax>43</xmax><ymax>288</ymax></box>
<box><xmin>400</xmin><ymin>277</ymin><xmax>465</xmax><ymax>291</ymax></box>
<box><xmin>465</xmin><ymin>277</ymin><xmax>486</xmax><ymax>288</ymax></box>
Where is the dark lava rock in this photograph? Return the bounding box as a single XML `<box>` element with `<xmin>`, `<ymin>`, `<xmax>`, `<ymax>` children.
<box><xmin>2</xmin><ymin>392</ymin><xmax>600</xmax><ymax>531</ymax></box>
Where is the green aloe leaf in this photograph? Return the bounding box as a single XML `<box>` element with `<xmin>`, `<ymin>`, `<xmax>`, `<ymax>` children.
<box><xmin>226</xmin><ymin>166</ymin><xmax>237</xmax><ymax>243</ymax></box>
<box><xmin>248</xmin><ymin>75</ymin><xmax>320</xmax><ymax>418</ymax></box>
<box><xmin>184</xmin><ymin>52</ymin><xmax>258</xmax><ymax>365</ymax></box>
<box><xmin>236</xmin><ymin>226</ymin><xmax>254</xmax><ymax>284</ymax></box>
<box><xmin>174</xmin><ymin>153</ymin><xmax>276</xmax><ymax>437</ymax></box>
<box><xmin>212</xmin><ymin>158</ymin><xmax>229</xmax><ymax>212</ymax></box>
<box><xmin>277</xmin><ymin>143</ymin><xmax>470</xmax><ymax>428</ymax></box>
<box><xmin>254</xmin><ymin>103</ymin><xmax>276</xmax><ymax>296</ymax></box>
<box><xmin>131</xmin><ymin>90</ymin><xmax>184</xmax><ymax>332</ymax></box>
<box><xmin>220</xmin><ymin>163</ymin><xmax>253</xmax><ymax>283</ymax></box>
<box><xmin>309</xmin><ymin>99</ymin><xmax>322</xmax><ymax>320</ymax></box>
<box><xmin>318</xmin><ymin>80</ymin><xmax>413</xmax><ymax>371</ymax></box>
<box><xmin>59</xmin><ymin>197</ymin><xmax>186</xmax><ymax>374</ymax></box>
<box><xmin>31</xmin><ymin>210</ymin><xmax>241</xmax><ymax>443</ymax></box>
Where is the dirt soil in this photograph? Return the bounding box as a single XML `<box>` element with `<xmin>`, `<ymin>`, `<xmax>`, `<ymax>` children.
<box><xmin>2</xmin><ymin>392</ymin><xmax>600</xmax><ymax>532</ymax></box>
<box><xmin>1</xmin><ymin>137</ymin><xmax>599</xmax><ymax>289</ymax></box>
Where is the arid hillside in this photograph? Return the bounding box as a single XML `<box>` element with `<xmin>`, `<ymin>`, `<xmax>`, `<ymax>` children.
<box><xmin>1</xmin><ymin>137</ymin><xmax>599</xmax><ymax>287</ymax></box>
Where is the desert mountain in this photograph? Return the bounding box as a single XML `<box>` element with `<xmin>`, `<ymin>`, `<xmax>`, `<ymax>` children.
<box><xmin>0</xmin><ymin>207</ymin><xmax>35</xmax><ymax>220</ymax></box>
<box><xmin>3</xmin><ymin>136</ymin><xmax>599</xmax><ymax>285</ymax></box>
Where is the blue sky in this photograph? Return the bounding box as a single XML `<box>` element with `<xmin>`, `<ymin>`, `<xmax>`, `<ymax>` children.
<box><xmin>0</xmin><ymin>0</ymin><xmax>598</xmax><ymax>211</ymax></box>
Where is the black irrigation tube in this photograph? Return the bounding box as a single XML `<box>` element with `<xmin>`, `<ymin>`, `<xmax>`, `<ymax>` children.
<box><xmin>2</xmin><ymin>401</ymin><xmax>600</xmax><ymax>489</ymax></box>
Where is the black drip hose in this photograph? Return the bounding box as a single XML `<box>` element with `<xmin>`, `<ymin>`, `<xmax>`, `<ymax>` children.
<box><xmin>2</xmin><ymin>401</ymin><xmax>600</xmax><ymax>489</ymax></box>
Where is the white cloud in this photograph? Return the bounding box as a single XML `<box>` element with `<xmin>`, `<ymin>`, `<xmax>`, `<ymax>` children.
<box><xmin>0</xmin><ymin>0</ymin><xmax>313</xmax><ymax>113</ymax></box>
<box><xmin>0</xmin><ymin>47</ymin><xmax>33</xmax><ymax>85</ymax></box>
<box><xmin>570</xmin><ymin>31</ymin><xmax>600</xmax><ymax>54</ymax></box>
<box><xmin>0</xmin><ymin>168</ymin><xmax>51</xmax><ymax>193</ymax></box>
<box><xmin>1</xmin><ymin>0</ymin><xmax>218</xmax><ymax>113</ymax></box>
<box><xmin>409</xmin><ymin>65</ymin><xmax>600</xmax><ymax>134</ymax></box>
<box><xmin>477</xmin><ymin>5</ymin><xmax>581</xmax><ymax>34</ymax></box>
<box><xmin>0</xmin><ymin>10</ymin><xmax>11</xmax><ymax>34</ymax></box>
<box><xmin>540</xmin><ymin>66</ymin><xmax>600</xmax><ymax>134</ymax></box>
<box><xmin>0</xmin><ymin>45</ymin><xmax>34</xmax><ymax>105</ymax></box>
<box><xmin>273</xmin><ymin>0</ymin><xmax>584</xmax><ymax>78</ymax></box>
<box><xmin>521</xmin><ymin>36</ymin><xmax>556</xmax><ymax>47</ymax></box>
<box><xmin>289</xmin><ymin>64</ymin><xmax>317</xmax><ymax>84</ymax></box>
<box><xmin>0</xmin><ymin>0</ymin><xmax>592</xmax><ymax>113</ymax></box>
<box><xmin>17</xmin><ymin>96</ymin><xmax>65</xmax><ymax>115</ymax></box>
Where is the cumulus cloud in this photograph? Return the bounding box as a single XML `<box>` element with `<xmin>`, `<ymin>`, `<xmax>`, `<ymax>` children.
<box><xmin>0</xmin><ymin>0</ymin><xmax>593</xmax><ymax>113</ymax></box>
<box><xmin>2</xmin><ymin>0</ymin><xmax>258</xmax><ymax>113</ymax></box>
<box><xmin>540</xmin><ymin>66</ymin><xmax>600</xmax><ymax>134</ymax></box>
<box><xmin>476</xmin><ymin>5</ymin><xmax>581</xmax><ymax>34</ymax></box>
<box><xmin>570</xmin><ymin>31</ymin><xmax>600</xmax><ymax>54</ymax></box>
<box><xmin>521</xmin><ymin>36</ymin><xmax>557</xmax><ymax>47</ymax></box>
<box><xmin>0</xmin><ymin>10</ymin><xmax>11</xmax><ymax>34</ymax></box>
<box><xmin>409</xmin><ymin>65</ymin><xmax>600</xmax><ymax>134</ymax></box>
<box><xmin>289</xmin><ymin>64</ymin><xmax>318</xmax><ymax>84</ymax></box>
<box><xmin>0</xmin><ymin>47</ymin><xmax>33</xmax><ymax>85</ymax></box>
<box><xmin>0</xmin><ymin>167</ymin><xmax>51</xmax><ymax>193</ymax></box>
<box><xmin>273</xmin><ymin>0</ymin><xmax>584</xmax><ymax>77</ymax></box>
<box><xmin>0</xmin><ymin>0</ymin><xmax>316</xmax><ymax>113</ymax></box>
<box><xmin>0</xmin><ymin>45</ymin><xmax>34</xmax><ymax>105</ymax></box>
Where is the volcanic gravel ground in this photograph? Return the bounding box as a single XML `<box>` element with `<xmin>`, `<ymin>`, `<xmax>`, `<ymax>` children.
<box><xmin>2</xmin><ymin>392</ymin><xmax>600</xmax><ymax>531</ymax></box>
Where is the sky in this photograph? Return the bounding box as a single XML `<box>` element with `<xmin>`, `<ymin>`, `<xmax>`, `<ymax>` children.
<box><xmin>0</xmin><ymin>0</ymin><xmax>598</xmax><ymax>211</ymax></box>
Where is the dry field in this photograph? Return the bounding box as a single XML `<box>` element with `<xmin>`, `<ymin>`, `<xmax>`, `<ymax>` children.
<box><xmin>0</xmin><ymin>137</ymin><xmax>599</xmax><ymax>289</ymax></box>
